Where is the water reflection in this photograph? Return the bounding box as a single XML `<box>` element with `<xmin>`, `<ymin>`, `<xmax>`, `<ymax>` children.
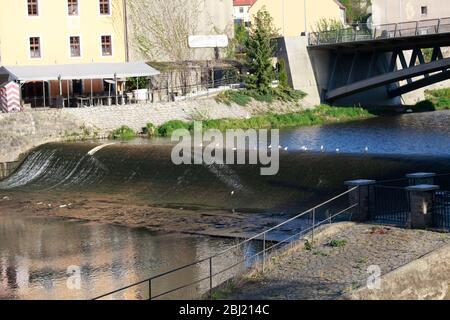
<box><xmin>0</xmin><ymin>214</ymin><xmax>259</xmax><ymax>300</ymax></box>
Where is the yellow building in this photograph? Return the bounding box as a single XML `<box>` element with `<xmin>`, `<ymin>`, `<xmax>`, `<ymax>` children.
<box><xmin>249</xmin><ymin>0</ymin><xmax>346</xmax><ymax>37</ymax></box>
<box><xmin>0</xmin><ymin>0</ymin><xmax>127</xmax><ymax>66</ymax></box>
<box><xmin>0</xmin><ymin>0</ymin><xmax>158</xmax><ymax>109</ymax></box>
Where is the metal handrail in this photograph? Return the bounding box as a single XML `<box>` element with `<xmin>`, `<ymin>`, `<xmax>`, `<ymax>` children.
<box><xmin>309</xmin><ymin>16</ymin><xmax>450</xmax><ymax>46</ymax></box>
<box><xmin>93</xmin><ymin>187</ymin><xmax>358</xmax><ymax>300</ymax></box>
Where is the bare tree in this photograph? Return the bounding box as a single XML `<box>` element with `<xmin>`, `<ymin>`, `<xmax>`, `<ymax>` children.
<box><xmin>127</xmin><ymin>0</ymin><xmax>202</xmax><ymax>62</ymax></box>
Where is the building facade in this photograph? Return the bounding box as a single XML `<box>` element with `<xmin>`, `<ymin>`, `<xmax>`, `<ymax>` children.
<box><xmin>233</xmin><ymin>0</ymin><xmax>257</xmax><ymax>26</ymax></box>
<box><xmin>249</xmin><ymin>0</ymin><xmax>346</xmax><ymax>37</ymax></box>
<box><xmin>126</xmin><ymin>0</ymin><xmax>234</xmax><ymax>62</ymax></box>
<box><xmin>371</xmin><ymin>0</ymin><xmax>450</xmax><ymax>25</ymax></box>
<box><xmin>0</xmin><ymin>0</ymin><xmax>127</xmax><ymax>66</ymax></box>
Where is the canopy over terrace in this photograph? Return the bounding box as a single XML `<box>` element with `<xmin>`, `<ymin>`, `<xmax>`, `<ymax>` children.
<box><xmin>0</xmin><ymin>62</ymin><xmax>160</xmax><ymax>107</ymax></box>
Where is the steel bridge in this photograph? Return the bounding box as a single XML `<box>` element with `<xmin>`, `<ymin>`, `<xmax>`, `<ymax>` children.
<box><xmin>307</xmin><ymin>18</ymin><xmax>450</xmax><ymax>103</ymax></box>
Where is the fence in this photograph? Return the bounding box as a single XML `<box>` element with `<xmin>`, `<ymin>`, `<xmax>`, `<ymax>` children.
<box><xmin>309</xmin><ymin>17</ymin><xmax>450</xmax><ymax>46</ymax></box>
<box><xmin>93</xmin><ymin>187</ymin><xmax>358</xmax><ymax>300</ymax></box>
<box><xmin>368</xmin><ymin>173</ymin><xmax>450</xmax><ymax>229</ymax></box>
<box><xmin>370</xmin><ymin>185</ymin><xmax>410</xmax><ymax>225</ymax></box>
<box><xmin>434</xmin><ymin>191</ymin><xmax>450</xmax><ymax>230</ymax></box>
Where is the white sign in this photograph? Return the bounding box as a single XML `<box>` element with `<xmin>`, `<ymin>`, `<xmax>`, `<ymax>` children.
<box><xmin>188</xmin><ymin>35</ymin><xmax>229</xmax><ymax>48</ymax></box>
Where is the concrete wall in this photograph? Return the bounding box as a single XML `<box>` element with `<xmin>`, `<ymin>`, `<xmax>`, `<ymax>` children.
<box><xmin>280</xmin><ymin>36</ymin><xmax>401</xmax><ymax>106</ymax></box>
<box><xmin>0</xmin><ymin>0</ymin><xmax>126</xmax><ymax>66</ymax></box>
<box><xmin>277</xmin><ymin>36</ymin><xmax>323</xmax><ymax>106</ymax></box>
<box><xmin>347</xmin><ymin>243</ymin><xmax>450</xmax><ymax>299</ymax></box>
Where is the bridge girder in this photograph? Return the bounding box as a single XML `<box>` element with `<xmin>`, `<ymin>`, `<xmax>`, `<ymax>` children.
<box><xmin>324</xmin><ymin>45</ymin><xmax>450</xmax><ymax>102</ymax></box>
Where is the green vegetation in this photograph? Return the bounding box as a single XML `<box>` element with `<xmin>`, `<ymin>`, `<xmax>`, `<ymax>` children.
<box><xmin>340</xmin><ymin>0</ymin><xmax>372</xmax><ymax>24</ymax></box>
<box><xmin>329</xmin><ymin>239</ymin><xmax>348</xmax><ymax>248</ymax></box>
<box><xmin>304</xmin><ymin>239</ymin><xmax>314</xmax><ymax>251</ymax></box>
<box><xmin>244</xmin><ymin>8</ymin><xmax>278</xmax><ymax>95</ymax></box>
<box><xmin>215</xmin><ymin>88</ymin><xmax>306</xmax><ymax>106</ymax></box>
<box><xmin>126</xmin><ymin>76</ymin><xmax>149</xmax><ymax>91</ymax></box>
<box><xmin>157</xmin><ymin>120</ymin><xmax>191</xmax><ymax>137</ymax></box>
<box><xmin>149</xmin><ymin>105</ymin><xmax>373</xmax><ymax>137</ymax></box>
<box><xmin>413</xmin><ymin>100</ymin><xmax>436</xmax><ymax>112</ymax></box>
<box><xmin>143</xmin><ymin>123</ymin><xmax>157</xmax><ymax>137</ymax></box>
<box><xmin>424</xmin><ymin>88</ymin><xmax>450</xmax><ymax>110</ymax></box>
<box><xmin>110</xmin><ymin>126</ymin><xmax>136</xmax><ymax>140</ymax></box>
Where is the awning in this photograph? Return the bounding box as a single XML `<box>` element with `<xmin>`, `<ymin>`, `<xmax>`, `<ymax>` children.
<box><xmin>0</xmin><ymin>62</ymin><xmax>160</xmax><ymax>82</ymax></box>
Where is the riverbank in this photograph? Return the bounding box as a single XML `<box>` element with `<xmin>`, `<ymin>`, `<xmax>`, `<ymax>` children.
<box><xmin>217</xmin><ymin>223</ymin><xmax>450</xmax><ymax>300</ymax></box>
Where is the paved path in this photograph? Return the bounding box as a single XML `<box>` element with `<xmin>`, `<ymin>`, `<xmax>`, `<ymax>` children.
<box><xmin>228</xmin><ymin>223</ymin><xmax>450</xmax><ymax>300</ymax></box>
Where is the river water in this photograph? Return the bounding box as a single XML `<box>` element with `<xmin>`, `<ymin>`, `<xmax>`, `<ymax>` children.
<box><xmin>1</xmin><ymin>110</ymin><xmax>450</xmax><ymax>300</ymax></box>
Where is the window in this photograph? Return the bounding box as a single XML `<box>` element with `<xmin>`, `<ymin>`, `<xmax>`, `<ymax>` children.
<box><xmin>101</xmin><ymin>35</ymin><xmax>112</xmax><ymax>56</ymax></box>
<box><xmin>29</xmin><ymin>37</ymin><xmax>41</xmax><ymax>58</ymax></box>
<box><xmin>27</xmin><ymin>0</ymin><xmax>39</xmax><ymax>16</ymax></box>
<box><xmin>239</xmin><ymin>7</ymin><xmax>244</xmax><ymax>13</ymax></box>
<box><xmin>99</xmin><ymin>0</ymin><xmax>110</xmax><ymax>15</ymax></box>
<box><xmin>70</xmin><ymin>36</ymin><xmax>81</xmax><ymax>57</ymax></box>
<box><xmin>68</xmin><ymin>0</ymin><xmax>79</xmax><ymax>16</ymax></box>
<box><xmin>421</xmin><ymin>6</ymin><xmax>428</xmax><ymax>16</ymax></box>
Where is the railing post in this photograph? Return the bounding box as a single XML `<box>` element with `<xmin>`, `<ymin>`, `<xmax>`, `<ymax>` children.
<box><xmin>344</xmin><ymin>180</ymin><xmax>376</xmax><ymax>222</ymax></box>
<box><xmin>312</xmin><ymin>209</ymin><xmax>316</xmax><ymax>243</ymax></box>
<box><xmin>262</xmin><ymin>232</ymin><xmax>266</xmax><ymax>273</ymax></box>
<box><xmin>406</xmin><ymin>184</ymin><xmax>439</xmax><ymax>229</ymax></box>
<box><xmin>437</xmin><ymin>19</ymin><xmax>441</xmax><ymax>33</ymax></box>
<box><xmin>406</xmin><ymin>172</ymin><xmax>436</xmax><ymax>186</ymax></box>
<box><xmin>149</xmin><ymin>279</ymin><xmax>152</xmax><ymax>300</ymax></box>
<box><xmin>415</xmin><ymin>21</ymin><xmax>419</xmax><ymax>35</ymax></box>
<box><xmin>209</xmin><ymin>257</ymin><xmax>213</xmax><ymax>300</ymax></box>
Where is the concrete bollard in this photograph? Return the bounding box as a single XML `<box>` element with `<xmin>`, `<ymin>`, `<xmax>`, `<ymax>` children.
<box><xmin>406</xmin><ymin>172</ymin><xmax>436</xmax><ymax>186</ymax></box>
<box><xmin>344</xmin><ymin>179</ymin><xmax>376</xmax><ymax>222</ymax></box>
<box><xmin>406</xmin><ymin>184</ymin><xmax>439</xmax><ymax>229</ymax></box>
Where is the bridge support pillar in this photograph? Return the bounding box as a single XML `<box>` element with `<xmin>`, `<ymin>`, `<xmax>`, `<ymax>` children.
<box><xmin>406</xmin><ymin>184</ymin><xmax>439</xmax><ymax>229</ymax></box>
<box><xmin>406</xmin><ymin>172</ymin><xmax>436</xmax><ymax>186</ymax></box>
<box><xmin>344</xmin><ymin>179</ymin><xmax>376</xmax><ymax>222</ymax></box>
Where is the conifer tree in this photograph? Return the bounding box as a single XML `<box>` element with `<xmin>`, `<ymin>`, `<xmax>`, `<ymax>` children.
<box><xmin>244</xmin><ymin>8</ymin><xmax>278</xmax><ymax>95</ymax></box>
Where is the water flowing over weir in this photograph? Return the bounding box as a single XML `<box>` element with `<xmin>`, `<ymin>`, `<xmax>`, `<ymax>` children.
<box><xmin>3</xmin><ymin>141</ymin><xmax>450</xmax><ymax>214</ymax></box>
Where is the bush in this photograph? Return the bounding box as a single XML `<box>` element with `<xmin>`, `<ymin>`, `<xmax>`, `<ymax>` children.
<box><xmin>424</xmin><ymin>88</ymin><xmax>450</xmax><ymax>110</ymax></box>
<box><xmin>110</xmin><ymin>126</ymin><xmax>136</xmax><ymax>140</ymax></box>
<box><xmin>413</xmin><ymin>100</ymin><xmax>436</xmax><ymax>112</ymax></box>
<box><xmin>157</xmin><ymin>120</ymin><xmax>191</xmax><ymax>137</ymax></box>
<box><xmin>144</xmin><ymin>123</ymin><xmax>157</xmax><ymax>137</ymax></box>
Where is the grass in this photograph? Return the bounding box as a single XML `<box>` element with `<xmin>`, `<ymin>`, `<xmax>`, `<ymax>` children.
<box><xmin>110</xmin><ymin>125</ymin><xmax>136</xmax><ymax>140</ymax></box>
<box><xmin>215</xmin><ymin>88</ymin><xmax>306</xmax><ymax>106</ymax></box>
<box><xmin>150</xmin><ymin>105</ymin><xmax>373</xmax><ymax>137</ymax></box>
<box><xmin>329</xmin><ymin>239</ymin><xmax>348</xmax><ymax>248</ymax></box>
<box><xmin>424</xmin><ymin>88</ymin><xmax>450</xmax><ymax>110</ymax></box>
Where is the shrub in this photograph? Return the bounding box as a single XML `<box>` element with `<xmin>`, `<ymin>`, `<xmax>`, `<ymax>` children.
<box><xmin>157</xmin><ymin>120</ymin><xmax>191</xmax><ymax>137</ymax></box>
<box><xmin>424</xmin><ymin>88</ymin><xmax>450</xmax><ymax>110</ymax></box>
<box><xmin>329</xmin><ymin>239</ymin><xmax>348</xmax><ymax>248</ymax></box>
<box><xmin>110</xmin><ymin>126</ymin><xmax>136</xmax><ymax>140</ymax></box>
<box><xmin>144</xmin><ymin>123</ymin><xmax>157</xmax><ymax>137</ymax></box>
<box><xmin>413</xmin><ymin>100</ymin><xmax>436</xmax><ymax>112</ymax></box>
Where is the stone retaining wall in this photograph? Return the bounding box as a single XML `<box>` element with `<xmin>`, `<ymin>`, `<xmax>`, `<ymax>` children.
<box><xmin>0</xmin><ymin>98</ymin><xmax>305</xmax><ymax>163</ymax></box>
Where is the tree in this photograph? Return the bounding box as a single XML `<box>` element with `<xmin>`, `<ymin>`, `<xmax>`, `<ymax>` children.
<box><xmin>126</xmin><ymin>0</ymin><xmax>202</xmax><ymax>62</ymax></box>
<box><xmin>340</xmin><ymin>0</ymin><xmax>372</xmax><ymax>24</ymax></box>
<box><xmin>277</xmin><ymin>59</ymin><xmax>289</xmax><ymax>88</ymax></box>
<box><xmin>244</xmin><ymin>8</ymin><xmax>279</xmax><ymax>94</ymax></box>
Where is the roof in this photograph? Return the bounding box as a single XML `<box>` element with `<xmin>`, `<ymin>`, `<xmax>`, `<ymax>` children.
<box><xmin>0</xmin><ymin>62</ymin><xmax>160</xmax><ymax>82</ymax></box>
<box><xmin>233</xmin><ymin>0</ymin><xmax>257</xmax><ymax>6</ymax></box>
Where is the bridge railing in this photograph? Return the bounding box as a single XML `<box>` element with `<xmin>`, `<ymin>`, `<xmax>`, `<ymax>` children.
<box><xmin>309</xmin><ymin>17</ymin><xmax>450</xmax><ymax>46</ymax></box>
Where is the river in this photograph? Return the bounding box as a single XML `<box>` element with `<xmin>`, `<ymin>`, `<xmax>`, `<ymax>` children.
<box><xmin>1</xmin><ymin>110</ymin><xmax>450</xmax><ymax>300</ymax></box>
